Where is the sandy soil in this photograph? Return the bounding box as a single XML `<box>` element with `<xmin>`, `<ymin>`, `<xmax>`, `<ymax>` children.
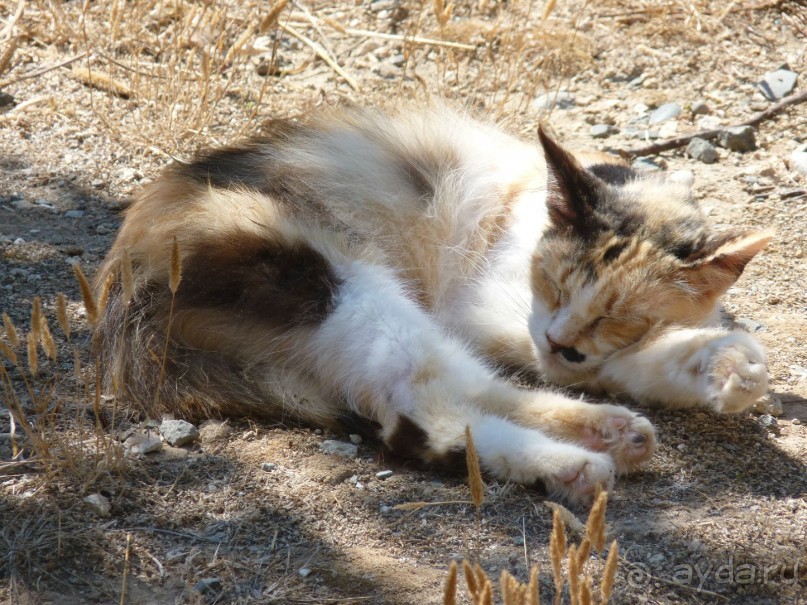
<box><xmin>1</xmin><ymin>1</ymin><xmax>805</xmax><ymax>604</ymax></box>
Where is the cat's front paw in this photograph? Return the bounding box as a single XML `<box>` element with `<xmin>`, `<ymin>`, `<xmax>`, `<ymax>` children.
<box><xmin>537</xmin><ymin>449</ymin><xmax>615</xmax><ymax>505</ymax></box>
<box><xmin>700</xmin><ymin>334</ymin><xmax>768</xmax><ymax>413</ymax></box>
<box><xmin>578</xmin><ymin>406</ymin><xmax>656</xmax><ymax>474</ymax></box>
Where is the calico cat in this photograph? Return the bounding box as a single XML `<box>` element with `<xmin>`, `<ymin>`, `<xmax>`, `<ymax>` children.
<box><xmin>94</xmin><ymin>105</ymin><xmax>771</xmax><ymax>503</ymax></box>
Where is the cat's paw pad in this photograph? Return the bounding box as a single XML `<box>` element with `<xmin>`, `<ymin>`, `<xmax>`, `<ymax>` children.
<box><xmin>704</xmin><ymin>337</ymin><xmax>768</xmax><ymax>413</ymax></box>
<box><xmin>580</xmin><ymin>407</ymin><xmax>656</xmax><ymax>474</ymax></box>
<box><xmin>545</xmin><ymin>453</ymin><xmax>615</xmax><ymax>504</ymax></box>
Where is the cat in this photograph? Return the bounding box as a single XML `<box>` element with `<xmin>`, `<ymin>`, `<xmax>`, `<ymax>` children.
<box><xmin>94</xmin><ymin>105</ymin><xmax>771</xmax><ymax>503</ymax></box>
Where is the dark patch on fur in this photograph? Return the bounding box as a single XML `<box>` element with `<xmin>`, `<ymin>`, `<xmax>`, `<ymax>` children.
<box><xmin>386</xmin><ymin>416</ymin><xmax>467</xmax><ymax>472</ymax></box>
<box><xmin>587</xmin><ymin>163</ymin><xmax>638</xmax><ymax>186</ymax></box>
<box><xmin>176</xmin><ymin>230</ymin><xmax>341</xmax><ymax>327</ymax></box>
<box><xmin>602</xmin><ymin>240</ymin><xmax>630</xmax><ymax>263</ymax></box>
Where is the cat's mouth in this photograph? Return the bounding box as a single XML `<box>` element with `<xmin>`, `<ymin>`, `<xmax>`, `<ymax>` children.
<box><xmin>537</xmin><ymin>349</ymin><xmax>600</xmax><ymax>384</ymax></box>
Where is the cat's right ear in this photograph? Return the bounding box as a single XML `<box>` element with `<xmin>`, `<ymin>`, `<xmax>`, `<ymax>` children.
<box><xmin>538</xmin><ymin>126</ymin><xmax>604</xmax><ymax>236</ymax></box>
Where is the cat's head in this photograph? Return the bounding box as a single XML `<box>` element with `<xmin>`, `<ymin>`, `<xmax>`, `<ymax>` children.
<box><xmin>529</xmin><ymin>127</ymin><xmax>772</xmax><ymax>384</ymax></box>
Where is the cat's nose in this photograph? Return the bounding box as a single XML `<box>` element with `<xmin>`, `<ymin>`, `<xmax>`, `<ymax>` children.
<box><xmin>546</xmin><ymin>334</ymin><xmax>586</xmax><ymax>363</ymax></box>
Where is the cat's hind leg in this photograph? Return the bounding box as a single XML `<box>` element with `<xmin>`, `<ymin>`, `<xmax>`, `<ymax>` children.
<box><xmin>305</xmin><ymin>260</ymin><xmax>616</xmax><ymax>503</ymax></box>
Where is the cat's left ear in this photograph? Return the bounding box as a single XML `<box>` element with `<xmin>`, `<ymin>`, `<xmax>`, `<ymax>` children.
<box><xmin>682</xmin><ymin>229</ymin><xmax>774</xmax><ymax>297</ymax></box>
<box><xmin>538</xmin><ymin>126</ymin><xmax>605</xmax><ymax>236</ymax></box>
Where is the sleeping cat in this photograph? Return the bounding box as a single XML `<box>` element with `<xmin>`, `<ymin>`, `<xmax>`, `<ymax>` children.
<box><xmin>94</xmin><ymin>105</ymin><xmax>771</xmax><ymax>503</ymax></box>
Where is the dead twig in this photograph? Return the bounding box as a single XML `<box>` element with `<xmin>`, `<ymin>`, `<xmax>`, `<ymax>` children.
<box><xmin>329</xmin><ymin>25</ymin><xmax>477</xmax><ymax>51</ymax></box>
<box><xmin>279</xmin><ymin>23</ymin><xmax>359</xmax><ymax>91</ymax></box>
<box><xmin>0</xmin><ymin>51</ymin><xmax>87</xmax><ymax>88</ymax></box>
<box><xmin>621</xmin><ymin>88</ymin><xmax>807</xmax><ymax>158</ymax></box>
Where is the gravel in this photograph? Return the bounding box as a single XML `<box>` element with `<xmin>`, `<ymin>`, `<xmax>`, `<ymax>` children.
<box><xmin>321</xmin><ymin>440</ymin><xmax>359</xmax><ymax>457</ymax></box>
<box><xmin>717</xmin><ymin>125</ymin><xmax>756</xmax><ymax>152</ymax></box>
<box><xmin>758</xmin><ymin>69</ymin><xmax>798</xmax><ymax>101</ymax></box>
<box><xmin>686</xmin><ymin>137</ymin><xmax>717</xmax><ymax>164</ymax></box>
<box><xmin>159</xmin><ymin>419</ymin><xmax>200</xmax><ymax>447</ymax></box>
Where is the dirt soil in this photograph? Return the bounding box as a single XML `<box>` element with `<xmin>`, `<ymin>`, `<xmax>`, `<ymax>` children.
<box><xmin>1</xmin><ymin>1</ymin><xmax>806</xmax><ymax>604</ymax></box>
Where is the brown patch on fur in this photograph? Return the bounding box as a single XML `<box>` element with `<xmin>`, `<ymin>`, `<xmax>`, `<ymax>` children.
<box><xmin>176</xmin><ymin>230</ymin><xmax>341</xmax><ymax>328</ymax></box>
<box><xmin>484</xmin><ymin>334</ymin><xmax>537</xmax><ymax>370</ymax></box>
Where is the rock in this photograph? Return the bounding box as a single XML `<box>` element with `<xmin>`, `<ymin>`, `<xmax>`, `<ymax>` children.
<box><xmin>534</xmin><ymin>90</ymin><xmax>575</xmax><ymax>110</ymax></box>
<box><xmin>697</xmin><ymin>115</ymin><xmax>722</xmax><ymax>130</ymax></box>
<box><xmin>754</xmin><ymin>394</ymin><xmax>783</xmax><ymax>417</ymax></box>
<box><xmin>735</xmin><ymin>317</ymin><xmax>765</xmax><ymax>332</ymax></box>
<box><xmin>589</xmin><ymin>124</ymin><xmax>612</xmax><ymax>138</ymax></box>
<box><xmin>12</xmin><ymin>237</ymin><xmax>25</xmax><ymax>245</ymax></box>
<box><xmin>299</xmin><ymin>567</ymin><xmax>312</xmax><ymax>578</ymax></box>
<box><xmin>349</xmin><ymin>433</ymin><xmax>363</xmax><ymax>445</ymax></box>
<box><xmin>375</xmin><ymin>470</ymin><xmax>394</xmax><ymax>480</ymax></box>
<box><xmin>790</xmin><ymin>150</ymin><xmax>807</xmax><ymax>177</ymax></box>
<box><xmin>691</xmin><ymin>101</ymin><xmax>710</xmax><ymax>115</ymax></box>
<box><xmin>686</xmin><ymin>138</ymin><xmax>717</xmax><ymax>164</ymax></box>
<box><xmin>792</xmin><ymin>418</ymin><xmax>802</xmax><ymax>426</ymax></box>
<box><xmin>95</xmin><ymin>223</ymin><xmax>116</xmax><ymax>235</ymax></box>
<box><xmin>84</xmin><ymin>493</ymin><xmax>111</xmax><ymax>517</ymax></box>
<box><xmin>159</xmin><ymin>419</ymin><xmax>199</xmax><ymax>447</ymax></box>
<box><xmin>648</xmin><ymin>102</ymin><xmax>682</xmax><ymax>124</ymax></box>
<box><xmin>64</xmin><ymin>210</ymin><xmax>85</xmax><ymax>219</ymax></box>
<box><xmin>261</xmin><ymin>462</ymin><xmax>276</xmax><ymax>472</ymax></box>
<box><xmin>632</xmin><ymin>157</ymin><xmax>663</xmax><ymax>172</ymax></box>
<box><xmin>91</xmin><ymin>178</ymin><xmax>105</xmax><ymax>188</ymax></box>
<box><xmin>129</xmin><ymin>435</ymin><xmax>163</xmax><ymax>455</ymax></box>
<box><xmin>321</xmin><ymin>440</ymin><xmax>358</xmax><ymax>457</ymax></box>
<box><xmin>758</xmin><ymin>69</ymin><xmax>798</xmax><ymax>101</ymax></box>
<box><xmin>717</xmin><ymin>126</ymin><xmax>756</xmax><ymax>152</ymax></box>
<box><xmin>193</xmin><ymin>578</ymin><xmax>222</xmax><ymax>595</ymax></box>
<box><xmin>648</xmin><ymin>553</ymin><xmax>666</xmax><ymax>565</ymax></box>
<box><xmin>758</xmin><ymin>414</ymin><xmax>778</xmax><ymax>432</ymax></box>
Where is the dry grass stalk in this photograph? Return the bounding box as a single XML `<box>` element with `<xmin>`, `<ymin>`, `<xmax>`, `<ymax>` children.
<box><xmin>580</xmin><ymin>574</ymin><xmax>593</xmax><ymax>605</ymax></box>
<box><xmin>600</xmin><ymin>541</ymin><xmax>619</xmax><ymax>604</ymax></box>
<box><xmin>528</xmin><ymin>566</ymin><xmax>540</xmax><ymax>605</ymax></box>
<box><xmin>169</xmin><ymin>237</ymin><xmax>182</xmax><ymax>294</ymax></box>
<box><xmin>465</xmin><ymin>425</ymin><xmax>485</xmax><ymax>511</ymax></box>
<box><xmin>585</xmin><ymin>491</ymin><xmax>608</xmax><ymax>555</ymax></box>
<box><xmin>478</xmin><ymin>578</ymin><xmax>493</xmax><ymax>605</ymax></box>
<box><xmin>31</xmin><ymin>296</ymin><xmax>41</xmax><ymax>347</ymax></box>
<box><xmin>550</xmin><ymin>507</ymin><xmax>567</xmax><ymax>605</ymax></box>
<box><xmin>434</xmin><ymin>0</ymin><xmax>455</xmax><ymax>28</ymax></box>
<box><xmin>72</xmin><ymin>263</ymin><xmax>98</xmax><ymax>325</ymax></box>
<box><xmin>568</xmin><ymin>543</ymin><xmax>580</xmax><ymax>604</ymax></box>
<box><xmin>0</xmin><ymin>339</ymin><xmax>18</xmax><ymax>366</ymax></box>
<box><xmin>542</xmin><ymin>0</ymin><xmax>558</xmax><ymax>21</ymax></box>
<box><xmin>279</xmin><ymin>23</ymin><xmax>359</xmax><ymax>91</ymax></box>
<box><xmin>72</xmin><ymin>66</ymin><xmax>132</xmax><ymax>99</ymax></box>
<box><xmin>120</xmin><ymin>532</ymin><xmax>132</xmax><ymax>605</ymax></box>
<box><xmin>576</xmin><ymin>537</ymin><xmax>591</xmax><ymax>571</ymax></box>
<box><xmin>40</xmin><ymin>317</ymin><xmax>57</xmax><ymax>362</ymax></box>
<box><xmin>96</xmin><ymin>270</ymin><xmax>115</xmax><ymax>319</ymax></box>
<box><xmin>463</xmin><ymin>560</ymin><xmax>479</xmax><ymax>600</ymax></box>
<box><xmin>56</xmin><ymin>292</ymin><xmax>70</xmax><ymax>341</ymax></box>
<box><xmin>260</xmin><ymin>0</ymin><xmax>290</xmax><ymax>33</ymax></box>
<box><xmin>0</xmin><ymin>35</ymin><xmax>17</xmax><ymax>79</ymax></box>
<box><xmin>3</xmin><ymin>311</ymin><xmax>19</xmax><ymax>348</ymax></box>
<box><xmin>26</xmin><ymin>331</ymin><xmax>38</xmax><ymax>377</ymax></box>
<box><xmin>444</xmin><ymin>560</ymin><xmax>458</xmax><ymax>605</ymax></box>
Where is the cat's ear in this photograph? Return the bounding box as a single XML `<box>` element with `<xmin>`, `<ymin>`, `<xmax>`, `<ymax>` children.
<box><xmin>681</xmin><ymin>229</ymin><xmax>773</xmax><ymax>297</ymax></box>
<box><xmin>538</xmin><ymin>126</ymin><xmax>605</xmax><ymax>235</ymax></box>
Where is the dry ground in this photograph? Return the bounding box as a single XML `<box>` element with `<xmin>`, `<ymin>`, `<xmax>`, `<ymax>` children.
<box><xmin>1</xmin><ymin>1</ymin><xmax>806</xmax><ymax>604</ymax></box>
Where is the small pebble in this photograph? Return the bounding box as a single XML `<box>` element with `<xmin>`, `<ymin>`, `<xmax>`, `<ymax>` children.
<box><xmin>159</xmin><ymin>419</ymin><xmax>200</xmax><ymax>447</ymax></box>
<box><xmin>299</xmin><ymin>567</ymin><xmax>312</xmax><ymax>578</ymax></box>
<box><xmin>375</xmin><ymin>470</ymin><xmax>394</xmax><ymax>480</ymax></box>
<box><xmin>261</xmin><ymin>462</ymin><xmax>276</xmax><ymax>472</ymax></box>
<box><xmin>84</xmin><ymin>493</ymin><xmax>111</xmax><ymax>517</ymax></box>
<box><xmin>735</xmin><ymin>318</ymin><xmax>765</xmax><ymax>333</ymax></box>
<box><xmin>789</xmin><ymin>150</ymin><xmax>807</xmax><ymax>177</ymax></box>
<box><xmin>589</xmin><ymin>124</ymin><xmax>612</xmax><ymax>138</ymax></box>
<box><xmin>758</xmin><ymin>69</ymin><xmax>798</xmax><ymax>101</ymax></box>
<box><xmin>194</xmin><ymin>578</ymin><xmax>222</xmax><ymax>595</ymax></box>
<box><xmin>754</xmin><ymin>394</ymin><xmax>783</xmax><ymax>417</ymax></box>
<box><xmin>349</xmin><ymin>433</ymin><xmax>363</xmax><ymax>445</ymax></box>
<box><xmin>13</xmin><ymin>237</ymin><xmax>25</xmax><ymax>245</ymax></box>
<box><xmin>321</xmin><ymin>440</ymin><xmax>358</xmax><ymax>457</ymax></box>
<box><xmin>649</xmin><ymin>102</ymin><xmax>682</xmax><ymax>124</ymax></box>
<box><xmin>717</xmin><ymin>126</ymin><xmax>756</xmax><ymax>152</ymax></box>
<box><xmin>534</xmin><ymin>91</ymin><xmax>575</xmax><ymax>110</ymax></box>
<box><xmin>792</xmin><ymin>419</ymin><xmax>801</xmax><ymax>426</ymax></box>
<box><xmin>758</xmin><ymin>414</ymin><xmax>778</xmax><ymax>432</ymax></box>
<box><xmin>64</xmin><ymin>210</ymin><xmax>85</xmax><ymax>219</ymax></box>
<box><xmin>690</xmin><ymin>101</ymin><xmax>710</xmax><ymax>115</ymax></box>
<box><xmin>686</xmin><ymin>138</ymin><xmax>717</xmax><ymax>164</ymax></box>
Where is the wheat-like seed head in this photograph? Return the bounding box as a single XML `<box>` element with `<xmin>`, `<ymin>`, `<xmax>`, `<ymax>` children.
<box><xmin>478</xmin><ymin>576</ymin><xmax>493</xmax><ymax>605</ymax></box>
<box><xmin>122</xmin><ymin>249</ymin><xmax>134</xmax><ymax>304</ymax></box>
<box><xmin>72</xmin><ymin>263</ymin><xmax>98</xmax><ymax>325</ymax></box>
<box><xmin>464</xmin><ymin>425</ymin><xmax>485</xmax><ymax>510</ymax></box>
<box><xmin>31</xmin><ymin>296</ymin><xmax>41</xmax><ymax>347</ymax></box>
<box><xmin>444</xmin><ymin>560</ymin><xmax>458</xmax><ymax>605</ymax></box>
<box><xmin>169</xmin><ymin>236</ymin><xmax>182</xmax><ymax>294</ymax></box>
<box><xmin>27</xmin><ymin>331</ymin><xmax>38</xmax><ymax>377</ymax></box>
<box><xmin>72</xmin><ymin>66</ymin><xmax>132</xmax><ymax>98</ymax></box>
<box><xmin>585</xmin><ymin>490</ymin><xmax>608</xmax><ymax>555</ymax></box>
<box><xmin>0</xmin><ymin>340</ymin><xmax>18</xmax><ymax>366</ymax></box>
<box><xmin>580</xmin><ymin>574</ymin><xmax>593</xmax><ymax>605</ymax></box>
<box><xmin>3</xmin><ymin>312</ymin><xmax>19</xmax><ymax>348</ymax></box>
<box><xmin>550</xmin><ymin>507</ymin><xmax>567</xmax><ymax>598</ymax></box>
<box><xmin>542</xmin><ymin>0</ymin><xmax>558</xmax><ymax>21</ymax></box>
<box><xmin>600</xmin><ymin>540</ymin><xmax>619</xmax><ymax>604</ymax></box>
<box><xmin>260</xmin><ymin>0</ymin><xmax>290</xmax><ymax>33</ymax></box>
<box><xmin>40</xmin><ymin>317</ymin><xmax>57</xmax><ymax>362</ymax></box>
<box><xmin>528</xmin><ymin>566</ymin><xmax>540</xmax><ymax>605</ymax></box>
<box><xmin>576</xmin><ymin>537</ymin><xmax>590</xmax><ymax>573</ymax></box>
<box><xmin>463</xmin><ymin>560</ymin><xmax>478</xmax><ymax>600</ymax></box>
<box><xmin>73</xmin><ymin>348</ymin><xmax>82</xmax><ymax>383</ymax></box>
<box><xmin>56</xmin><ymin>293</ymin><xmax>71</xmax><ymax>341</ymax></box>
<box><xmin>568</xmin><ymin>543</ymin><xmax>580</xmax><ymax>605</ymax></box>
<box><xmin>0</xmin><ymin>35</ymin><xmax>17</xmax><ymax>79</ymax></box>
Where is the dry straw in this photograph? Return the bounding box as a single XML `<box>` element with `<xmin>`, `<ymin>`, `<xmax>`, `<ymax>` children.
<box><xmin>56</xmin><ymin>293</ymin><xmax>70</xmax><ymax>341</ymax></box>
<box><xmin>3</xmin><ymin>311</ymin><xmax>19</xmax><ymax>348</ymax></box>
<box><xmin>169</xmin><ymin>237</ymin><xmax>182</xmax><ymax>294</ymax></box>
<box><xmin>585</xmin><ymin>490</ymin><xmax>607</xmax><ymax>555</ymax></box>
<box><xmin>72</xmin><ymin>263</ymin><xmax>98</xmax><ymax>325</ymax></box>
<box><xmin>600</xmin><ymin>540</ymin><xmax>619</xmax><ymax>603</ymax></box>
<box><xmin>30</xmin><ymin>295</ymin><xmax>41</xmax><ymax>347</ymax></box>
<box><xmin>465</xmin><ymin>425</ymin><xmax>485</xmax><ymax>512</ymax></box>
<box><xmin>40</xmin><ymin>317</ymin><xmax>57</xmax><ymax>362</ymax></box>
<box><xmin>27</xmin><ymin>331</ymin><xmax>38</xmax><ymax>377</ymax></box>
<box><xmin>550</xmin><ymin>507</ymin><xmax>567</xmax><ymax>604</ymax></box>
<box><xmin>444</xmin><ymin>560</ymin><xmax>458</xmax><ymax>605</ymax></box>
